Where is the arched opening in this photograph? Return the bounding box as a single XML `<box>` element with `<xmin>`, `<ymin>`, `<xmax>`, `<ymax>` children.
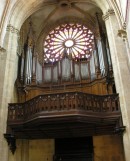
<box><xmin>1</xmin><ymin>0</ymin><xmax>129</xmax><ymax>161</ymax></box>
<box><xmin>15</xmin><ymin>2</ymin><xmax>114</xmax><ymax>99</ymax></box>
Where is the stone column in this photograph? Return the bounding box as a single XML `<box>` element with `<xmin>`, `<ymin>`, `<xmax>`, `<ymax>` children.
<box><xmin>0</xmin><ymin>46</ymin><xmax>8</xmax><ymax>161</ymax></box>
<box><xmin>0</xmin><ymin>25</ymin><xmax>19</xmax><ymax>161</ymax></box>
<box><xmin>118</xmin><ymin>22</ymin><xmax>130</xmax><ymax>71</ymax></box>
<box><xmin>103</xmin><ymin>9</ymin><xmax>130</xmax><ymax>161</ymax></box>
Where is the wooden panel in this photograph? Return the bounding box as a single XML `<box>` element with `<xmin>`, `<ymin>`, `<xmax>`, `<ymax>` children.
<box><xmin>17</xmin><ymin>77</ymin><xmax>112</xmax><ymax>102</ymax></box>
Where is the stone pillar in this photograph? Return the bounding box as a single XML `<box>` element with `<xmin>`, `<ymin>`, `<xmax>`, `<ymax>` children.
<box><xmin>0</xmin><ymin>25</ymin><xmax>19</xmax><ymax>161</ymax></box>
<box><xmin>118</xmin><ymin>22</ymin><xmax>130</xmax><ymax>71</ymax></box>
<box><xmin>0</xmin><ymin>46</ymin><xmax>8</xmax><ymax>161</ymax></box>
<box><xmin>103</xmin><ymin>9</ymin><xmax>130</xmax><ymax>161</ymax></box>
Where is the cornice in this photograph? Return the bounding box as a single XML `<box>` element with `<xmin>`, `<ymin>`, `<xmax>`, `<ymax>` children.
<box><xmin>102</xmin><ymin>9</ymin><xmax>115</xmax><ymax>21</ymax></box>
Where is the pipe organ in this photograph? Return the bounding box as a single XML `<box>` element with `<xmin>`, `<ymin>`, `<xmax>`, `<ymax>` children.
<box><xmin>5</xmin><ymin>14</ymin><xmax>124</xmax><ymax>158</ymax></box>
<box><xmin>18</xmin><ymin>37</ymin><xmax>112</xmax><ymax>84</ymax></box>
<box><xmin>16</xmin><ymin>20</ymin><xmax>114</xmax><ymax>102</ymax></box>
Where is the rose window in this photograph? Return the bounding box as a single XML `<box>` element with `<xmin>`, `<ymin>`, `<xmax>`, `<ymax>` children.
<box><xmin>44</xmin><ymin>23</ymin><xmax>94</xmax><ymax>62</ymax></box>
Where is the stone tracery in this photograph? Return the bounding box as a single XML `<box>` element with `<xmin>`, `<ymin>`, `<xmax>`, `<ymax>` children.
<box><xmin>43</xmin><ymin>23</ymin><xmax>94</xmax><ymax>62</ymax></box>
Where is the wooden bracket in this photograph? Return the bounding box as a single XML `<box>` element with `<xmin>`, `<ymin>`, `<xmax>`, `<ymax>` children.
<box><xmin>114</xmin><ymin>126</ymin><xmax>126</xmax><ymax>135</ymax></box>
<box><xmin>4</xmin><ymin>134</ymin><xmax>16</xmax><ymax>154</ymax></box>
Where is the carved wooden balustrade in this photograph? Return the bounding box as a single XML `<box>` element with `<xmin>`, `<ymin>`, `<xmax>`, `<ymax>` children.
<box><xmin>5</xmin><ymin>91</ymin><xmax>125</xmax><ymax>147</ymax></box>
<box><xmin>8</xmin><ymin>92</ymin><xmax>121</xmax><ymax>124</ymax></box>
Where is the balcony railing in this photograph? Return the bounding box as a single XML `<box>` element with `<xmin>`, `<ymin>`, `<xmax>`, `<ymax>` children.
<box><xmin>8</xmin><ymin>92</ymin><xmax>120</xmax><ymax>124</ymax></box>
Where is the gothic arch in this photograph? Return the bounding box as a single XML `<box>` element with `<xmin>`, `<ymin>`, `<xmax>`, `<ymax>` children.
<box><xmin>6</xmin><ymin>0</ymin><xmax>120</xmax><ymax>30</ymax></box>
<box><xmin>0</xmin><ymin>1</ymin><xmax>130</xmax><ymax>161</ymax></box>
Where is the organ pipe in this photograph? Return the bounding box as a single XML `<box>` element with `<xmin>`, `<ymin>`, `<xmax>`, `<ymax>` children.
<box><xmin>20</xmin><ymin>53</ymin><xmax>24</xmax><ymax>81</ymax></box>
<box><xmin>24</xmin><ymin>45</ymin><xmax>32</xmax><ymax>84</ymax></box>
<box><xmin>95</xmin><ymin>13</ymin><xmax>109</xmax><ymax>76</ymax></box>
<box><xmin>94</xmin><ymin>36</ymin><xmax>100</xmax><ymax>71</ymax></box>
<box><xmin>90</xmin><ymin>51</ymin><xmax>96</xmax><ymax>80</ymax></box>
<box><xmin>106</xmin><ymin>38</ymin><xmax>112</xmax><ymax>69</ymax></box>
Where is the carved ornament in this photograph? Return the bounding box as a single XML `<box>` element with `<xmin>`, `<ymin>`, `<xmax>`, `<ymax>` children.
<box><xmin>0</xmin><ymin>46</ymin><xmax>6</xmax><ymax>52</ymax></box>
<box><xmin>6</xmin><ymin>24</ymin><xmax>19</xmax><ymax>35</ymax></box>
<box><xmin>118</xmin><ymin>29</ymin><xmax>127</xmax><ymax>40</ymax></box>
<box><xmin>102</xmin><ymin>9</ymin><xmax>115</xmax><ymax>21</ymax></box>
<box><xmin>36</xmin><ymin>16</ymin><xmax>96</xmax><ymax>65</ymax></box>
<box><xmin>118</xmin><ymin>23</ymin><xmax>127</xmax><ymax>41</ymax></box>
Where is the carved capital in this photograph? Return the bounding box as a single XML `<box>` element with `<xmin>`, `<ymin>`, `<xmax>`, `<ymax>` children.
<box><xmin>118</xmin><ymin>29</ymin><xmax>127</xmax><ymax>40</ymax></box>
<box><xmin>118</xmin><ymin>23</ymin><xmax>127</xmax><ymax>41</ymax></box>
<box><xmin>6</xmin><ymin>24</ymin><xmax>19</xmax><ymax>35</ymax></box>
<box><xmin>102</xmin><ymin>9</ymin><xmax>115</xmax><ymax>21</ymax></box>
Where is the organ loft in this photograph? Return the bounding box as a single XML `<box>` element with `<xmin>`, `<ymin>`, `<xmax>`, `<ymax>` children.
<box><xmin>1</xmin><ymin>1</ymin><xmax>129</xmax><ymax>161</ymax></box>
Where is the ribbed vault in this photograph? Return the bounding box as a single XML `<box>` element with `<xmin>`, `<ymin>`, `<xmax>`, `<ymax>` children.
<box><xmin>0</xmin><ymin>0</ymin><xmax>123</xmax><ymax>48</ymax></box>
<box><xmin>9</xmin><ymin>0</ymin><xmax>112</xmax><ymax>30</ymax></box>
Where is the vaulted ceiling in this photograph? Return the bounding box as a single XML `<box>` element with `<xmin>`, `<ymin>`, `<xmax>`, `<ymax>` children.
<box><xmin>20</xmin><ymin>0</ymin><xmax>104</xmax><ymax>52</ymax></box>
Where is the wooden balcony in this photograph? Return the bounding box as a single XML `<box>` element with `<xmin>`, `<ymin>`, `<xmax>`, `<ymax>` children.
<box><xmin>6</xmin><ymin>92</ymin><xmax>123</xmax><ymax>139</ymax></box>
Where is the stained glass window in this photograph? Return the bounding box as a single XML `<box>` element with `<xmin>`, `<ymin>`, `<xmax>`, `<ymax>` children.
<box><xmin>44</xmin><ymin>23</ymin><xmax>94</xmax><ymax>62</ymax></box>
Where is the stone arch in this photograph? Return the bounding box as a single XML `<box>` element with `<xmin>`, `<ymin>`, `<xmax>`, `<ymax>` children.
<box><xmin>0</xmin><ymin>0</ymin><xmax>124</xmax><ymax>48</ymax></box>
<box><xmin>7</xmin><ymin>1</ymin><xmax>110</xmax><ymax>29</ymax></box>
<box><xmin>0</xmin><ymin>1</ymin><xmax>129</xmax><ymax>161</ymax></box>
<box><xmin>1</xmin><ymin>0</ymin><xmax>124</xmax><ymax>52</ymax></box>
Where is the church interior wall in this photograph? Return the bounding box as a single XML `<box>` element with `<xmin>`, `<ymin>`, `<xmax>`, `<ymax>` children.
<box><xmin>0</xmin><ymin>1</ymin><xmax>130</xmax><ymax>161</ymax></box>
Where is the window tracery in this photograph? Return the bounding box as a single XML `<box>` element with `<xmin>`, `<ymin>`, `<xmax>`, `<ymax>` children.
<box><xmin>43</xmin><ymin>23</ymin><xmax>94</xmax><ymax>63</ymax></box>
